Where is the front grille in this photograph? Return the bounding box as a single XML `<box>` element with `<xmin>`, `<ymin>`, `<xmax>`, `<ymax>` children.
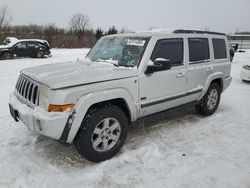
<box><xmin>15</xmin><ymin>75</ymin><xmax>39</xmax><ymax>106</ymax></box>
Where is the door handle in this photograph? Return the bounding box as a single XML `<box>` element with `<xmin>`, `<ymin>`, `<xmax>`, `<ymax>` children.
<box><xmin>206</xmin><ymin>67</ymin><xmax>214</xmax><ymax>72</ymax></box>
<box><xmin>176</xmin><ymin>72</ymin><xmax>186</xmax><ymax>78</ymax></box>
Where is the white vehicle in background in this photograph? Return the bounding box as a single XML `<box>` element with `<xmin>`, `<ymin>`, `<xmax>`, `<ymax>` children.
<box><xmin>3</xmin><ymin>37</ymin><xmax>18</xmax><ymax>45</ymax></box>
<box><xmin>9</xmin><ymin>29</ymin><xmax>232</xmax><ymax>162</ymax></box>
<box><xmin>241</xmin><ymin>65</ymin><xmax>250</xmax><ymax>82</ymax></box>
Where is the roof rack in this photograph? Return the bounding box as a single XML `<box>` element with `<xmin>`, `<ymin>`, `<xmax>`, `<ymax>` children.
<box><xmin>173</xmin><ymin>29</ymin><xmax>226</xmax><ymax>36</ymax></box>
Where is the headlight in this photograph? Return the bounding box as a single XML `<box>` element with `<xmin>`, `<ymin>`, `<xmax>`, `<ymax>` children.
<box><xmin>39</xmin><ymin>85</ymin><xmax>51</xmax><ymax>110</ymax></box>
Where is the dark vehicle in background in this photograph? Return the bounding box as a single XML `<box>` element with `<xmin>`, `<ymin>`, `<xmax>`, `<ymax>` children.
<box><xmin>0</xmin><ymin>39</ymin><xmax>51</xmax><ymax>60</ymax></box>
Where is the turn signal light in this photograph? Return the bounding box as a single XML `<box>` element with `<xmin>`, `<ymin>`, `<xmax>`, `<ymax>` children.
<box><xmin>48</xmin><ymin>104</ymin><xmax>75</xmax><ymax>112</ymax></box>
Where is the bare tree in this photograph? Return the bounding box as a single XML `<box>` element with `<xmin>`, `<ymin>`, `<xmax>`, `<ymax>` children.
<box><xmin>0</xmin><ymin>6</ymin><xmax>12</xmax><ymax>31</ymax></box>
<box><xmin>69</xmin><ymin>13</ymin><xmax>89</xmax><ymax>38</ymax></box>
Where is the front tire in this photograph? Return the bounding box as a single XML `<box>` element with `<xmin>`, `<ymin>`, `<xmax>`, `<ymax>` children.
<box><xmin>196</xmin><ymin>83</ymin><xmax>221</xmax><ymax>116</ymax></box>
<box><xmin>2</xmin><ymin>52</ymin><xmax>13</xmax><ymax>60</ymax></box>
<box><xmin>74</xmin><ymin>105</ymin><xmax>129</xmax><ymax>162</ymax></box>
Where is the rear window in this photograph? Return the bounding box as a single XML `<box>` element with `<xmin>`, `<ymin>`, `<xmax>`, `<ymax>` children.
<box><xmin>212</xmin><ymin>38</ymin><xmax>227</xmax><ymax>59</ymax></box>
<box><xmin>188</xmin><ymin>38</ymin><xmax>210</xmax><ymax>63</ymax></box>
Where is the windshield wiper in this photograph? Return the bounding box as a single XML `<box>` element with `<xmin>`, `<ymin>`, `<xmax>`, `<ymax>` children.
<box><xmin>97</xmin><ymin>59</ymin><xmax>119</xmax><ymax>67</ymax></box>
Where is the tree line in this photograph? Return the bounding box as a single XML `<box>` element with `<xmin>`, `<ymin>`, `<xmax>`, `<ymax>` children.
<box><xmin>1</xmin><ymin>23</ymin><xmax>119</xmax><ymax>48</ymax></box>
<box><xmin>0</xmin><ymin>6</ymin><xmax>128</xmax><ymax>48</ymax></box>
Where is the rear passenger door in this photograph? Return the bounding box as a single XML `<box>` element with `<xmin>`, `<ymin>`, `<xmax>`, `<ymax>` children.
<box><xmin>27</xmin><ymin>41</ymin><xmax>38</xmax><ymax>57</ymax></box>
<box><xmin>187</xmin><ymin>38</ymin><xmax>212</xmax><ymax>100</ymax></box>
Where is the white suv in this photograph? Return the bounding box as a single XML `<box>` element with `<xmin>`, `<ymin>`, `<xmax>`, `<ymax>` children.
<box><xmin>9</xmin><ymin>29</ymin><xmax>232</xmax><ymax>162</ymax></box>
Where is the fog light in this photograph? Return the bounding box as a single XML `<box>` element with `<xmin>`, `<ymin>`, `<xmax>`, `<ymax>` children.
<box><xmin>36</xmin><ymin>119</ymin><xmax>43</xmax><ymax>131</ymax></box>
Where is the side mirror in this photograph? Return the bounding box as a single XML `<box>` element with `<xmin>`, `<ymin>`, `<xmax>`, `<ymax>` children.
<box><xmin>145</xmin><ymin>58</ymin><xmax>171</xmax><ymax>75</ymax></box>
<box><xmin>145</xmin><ymin>63</ymin><xmax>163</xmax><ymax>74</ymax></box>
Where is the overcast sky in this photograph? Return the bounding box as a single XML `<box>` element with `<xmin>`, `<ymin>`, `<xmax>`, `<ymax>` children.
<box><xmin>1</xmin><ymin>0</ymin><xmax>250</xmax><ymax>34</ymax></box>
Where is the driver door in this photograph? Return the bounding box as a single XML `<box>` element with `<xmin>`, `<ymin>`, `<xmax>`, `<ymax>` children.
<box><xmin>139</xmin><ymin>38</ymin><xmax>188</xmax><ymax>117</ymax></box>
<box><xmin>13</xmin><ymin>42</ymin><xmax>28</xmax><ymax>57</ymax></box>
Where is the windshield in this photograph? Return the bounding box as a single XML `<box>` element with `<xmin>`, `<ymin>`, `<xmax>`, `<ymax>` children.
<box><xmin>86</xmin><ymin>36</ymin><xmax>149</xmax><ymax>67</ymax></box>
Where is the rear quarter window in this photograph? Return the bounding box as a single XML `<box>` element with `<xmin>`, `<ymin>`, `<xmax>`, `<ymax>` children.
<box><xmin>212</xmin><ymin>38</ymin><xmax>227</xmax><ymax>59</ymax></box>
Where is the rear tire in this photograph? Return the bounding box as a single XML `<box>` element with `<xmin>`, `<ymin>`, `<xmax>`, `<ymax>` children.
<box><xmin>37</xmin><ymin>51</ymin><xmax>43</xmax><ymax>58</ymax></box>
<box><xmin>196</xmin><ymin>83</ymin><xmax>221</xmax><ymax>116</ymax></box>
<box><xmin>74</xmin><ymin>105</ymin><xmax>128</xmax><ymax>162</ymax></box>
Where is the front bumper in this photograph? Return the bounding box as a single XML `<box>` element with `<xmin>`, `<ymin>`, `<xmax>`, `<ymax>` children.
<box><xmin>44</xmin><ymin>50</ymin><xmax>51</xmax><ymax>56</ymax></box>
<box><xmin>9</xmin><ymin>93</ymin><xmax>70</xmax><ymax>141</ymax></box>
<box><xmin>240</xmin><ymin>67</ymin><xmax>250</xmax><ymax>81</ymax></box>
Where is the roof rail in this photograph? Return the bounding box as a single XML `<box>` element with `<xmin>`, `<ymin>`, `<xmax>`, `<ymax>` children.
<box><xmin>173</xmin><ymin>29</ymin><xmax>226</xmax><ymax>36</ymax></box>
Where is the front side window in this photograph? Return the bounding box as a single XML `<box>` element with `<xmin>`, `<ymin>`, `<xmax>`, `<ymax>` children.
<box><xmin>86</xmin><ymin>36</ymin><xmax>149</xmax><ymax>67</ymax></box>
<box><xmin>15</xmin><ymin>42</ymin><xmax>27</xmax><ymax>49</ymax></box>
<box><xmin>189</xmin><ymin>38</ymin><xmax>209</xmax><ymax>63</ymax></box>
<box><xmin>150</xmin><ymin>38</ymin><xmax>183</xmax><ymax>67</ymax></box>
<box><xmin>212</xmin><ymin>38</ymin><xmax>227</xmax><ymax>59</ymax></box>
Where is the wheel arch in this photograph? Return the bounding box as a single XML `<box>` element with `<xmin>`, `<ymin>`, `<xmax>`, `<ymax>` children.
<box><xmin>211</xmin><ymin>78</ymin><xmax>223</xmax><ymax>91</ymax></box>
<box><xmin>87</xmin><ymin>98</ymin><xmax>131</xmax><ymax>121</ymax></box>
<box><xmin>1</xmin><ymin>50</ymin><xmax>12</xmax><ymax>58</ymax></box>
<box><xmin>65</xmin><ymin>88</ymin><xmax>138</xmax><ymax>143</ymax></box>
<box><xmin>198</xmin><ymin>72</ymin><xmax>224</xmax><ymax>101</ymax></box>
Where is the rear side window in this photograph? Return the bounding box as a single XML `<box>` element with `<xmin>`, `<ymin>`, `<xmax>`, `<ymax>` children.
<box><xmin>150</xmin><ymin>38</ymin><xmax>183</xmax><ymax>67</ymax></box>
<box><xmin>188</xmin><ymin>38</ymin><xmax>209</xmax><ymax>63</ymax></box>
<box><xmin>27</xmin><ymin>41</ymin><xmax>38</xmax><ymax>48</ymax></box>
<box><xmin>212</xmin><ymin>38</ymin><xmax>227</xmax><ymax>59</ymax></box>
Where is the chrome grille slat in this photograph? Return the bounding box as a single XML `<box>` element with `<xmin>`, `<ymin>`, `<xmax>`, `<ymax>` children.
<box><xmin>17</xmin><ymin>77</ymin><xmax>22</xmax><ymax>92</ymax></box>
<box><xmin>23</xmin><ymin>80</ymin><xmax>28</xmax><ymax>98</ymax></box>
<box><xmin>15</xmin><ymin>77</ymin><xmax>21</xmax><ymax>91</ymax></box>
<box><xmin>30</xmin><ymin>84</ymin><xmax>35</xmax><ymax>102</ymax></box>
<box><xmin>18</xmin><ymin>77</ymin><xmax>24</xmax><ymax>93</ymax></box>
<box><xmin>15</xmin><ymin>75</ymin><xmax>39</xmax><ymax>106</ymax></box>
<box><xmin>28</xmin><ymin>83</ymin><xmax>33</xmax><ymax>101</ymax></box>
<box><xmin>33</xmin><ymin>86</ymin><xmax>38</xmax><ymax>105</ymax></box>
<box><xmin>24</xmin><ymin>82</ymin><xmax>30</xmax><ymax>98</ymax></box>
<box><xmin>21</xmin><ymin>79</ymin><xmax>26</xmax><ymax>96</ymax></box>
<box><xmin>17</xmin><ymin>77</ymin><xmax>21</xmax><ymax>93</ymax></box>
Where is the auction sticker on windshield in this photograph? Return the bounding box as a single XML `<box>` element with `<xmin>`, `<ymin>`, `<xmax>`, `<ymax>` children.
<box><xmin>126</xmin><ymin>39</ymin><xmax>146</xmax><ymax>46</ymax></box>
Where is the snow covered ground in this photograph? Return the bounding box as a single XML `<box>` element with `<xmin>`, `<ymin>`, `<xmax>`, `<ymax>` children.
<box><xmin>0</xmin><ymin>49</ymin><xmax>250</xmax><ymax>188</ymax></box>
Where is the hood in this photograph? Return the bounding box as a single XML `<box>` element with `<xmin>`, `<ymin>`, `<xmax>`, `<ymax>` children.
<box><xmin>0</xmin><ymin>37</ymin><xmax>17</xmax><ymax>49</ymax></box>
<box><xmin>21</xmin><ymin>60</ymin><xmax>138</xmax><ymax>89</ymax></box>
<box><xmin>0</xmin><ymin>45</ymin><xmax>9</xmax><ymax>49</ymax></box>
<box><xmin>0</xmin><ymin>43</ymin><xmax>15</xmax><ymax>49</ymax></box>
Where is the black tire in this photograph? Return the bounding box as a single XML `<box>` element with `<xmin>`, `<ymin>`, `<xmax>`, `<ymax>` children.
<box><xmin>242</xmin><ymin>80</ymin><xmax>250</xmax><ymax>83</ymax></box>
<box><xmin>195</xmin><ymin>83</ymin><xmax>221</xmax><ymax>116</ymax></box>
<box><xmin>2</xmin><ymin>52</ymin><xmax>13</xmax><ymax>60</ymax></box>
<box><xmin>37</xmin><ymin>51</ymin><xmax>43</xmax><ymax>58</ymax></box>
<box><xmin>74</xmin><ymin>105</ymin><xmax>129</xmax><ymax>162</ymax></box>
